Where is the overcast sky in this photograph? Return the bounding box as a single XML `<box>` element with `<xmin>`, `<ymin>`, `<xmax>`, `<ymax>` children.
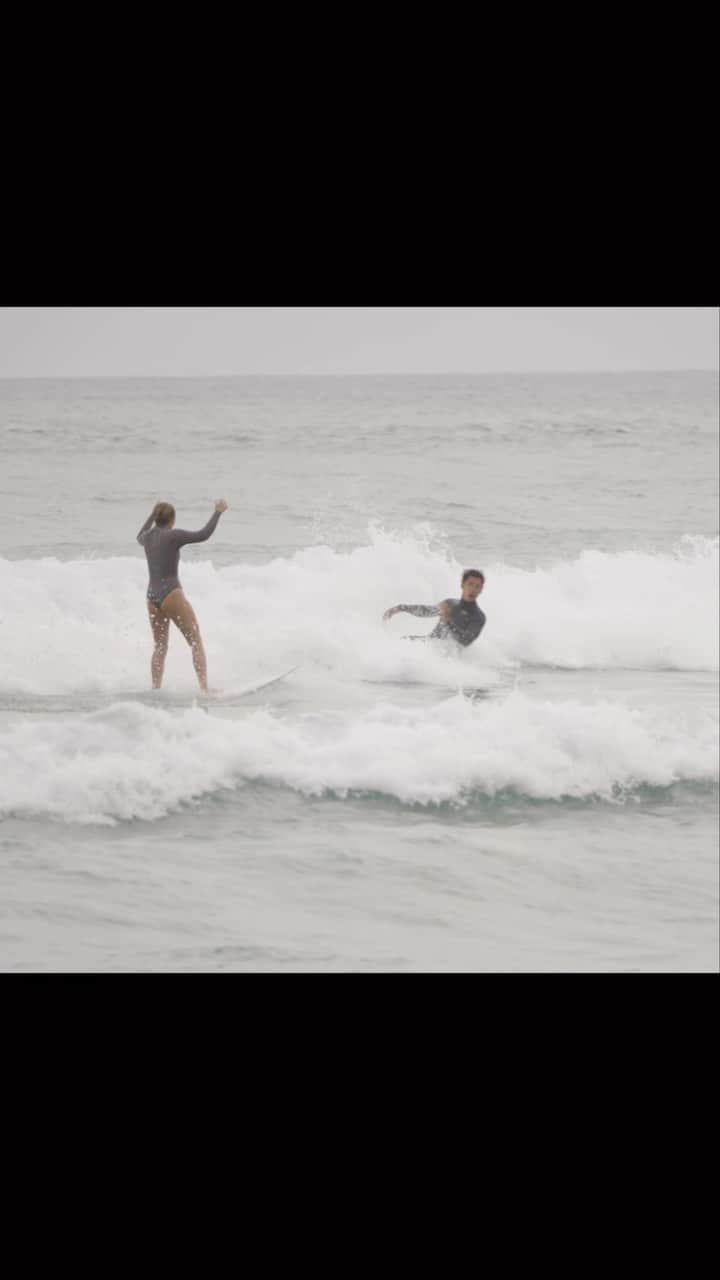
<box><xmin>0</xmin><ymin>307</ymin><xmax>716</xmax><ymax>377</ymax></box>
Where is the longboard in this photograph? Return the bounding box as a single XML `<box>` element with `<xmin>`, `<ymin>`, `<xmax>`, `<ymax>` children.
<box><xmin>213</xmin><ymin>667</ymin><xmax>299</xmax><ymax>701</ymax></box>
<box><xmin>0</xmin><ymin>668</ymin><xmax>299</xmax><ymax>715</ymax></box>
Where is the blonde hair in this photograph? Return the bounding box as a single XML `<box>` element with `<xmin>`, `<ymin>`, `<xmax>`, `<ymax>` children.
<box><xmin>153</xmin><ymin>502</ymin><xmax>176</xmax><ymax>527</ymax></box>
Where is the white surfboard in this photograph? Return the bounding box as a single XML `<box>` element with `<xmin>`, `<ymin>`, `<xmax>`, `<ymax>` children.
<box><xmin>0</xmin><ymin>669</ymin><xmax>299</xmax><ymax>715</ymax></box>
<box><xmin>213</xmin><ymin>667</ymin><xmax>299</xmax><ymax>701</ymax></box>
<box><xmin>131</xmin><ymin>667</ymin><xmax>299</xmax><ymax>707</ymax></box>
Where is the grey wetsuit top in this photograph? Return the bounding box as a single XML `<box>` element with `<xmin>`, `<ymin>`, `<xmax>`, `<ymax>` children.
<box><xmin>137</xmin><ymin>509</ymin><xmax>221</xmax><ymax>605</ymax></box>
<box><xmin>398</xmin><ymin>598</ymin><xmax>486</xmax><ymax>647</ymax></box>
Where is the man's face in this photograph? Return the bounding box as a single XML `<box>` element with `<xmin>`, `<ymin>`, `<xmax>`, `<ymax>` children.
<box><xmin>461</xmin><ymin>576</ymin><xmax>484</xmax><ymax>601</ymax></box>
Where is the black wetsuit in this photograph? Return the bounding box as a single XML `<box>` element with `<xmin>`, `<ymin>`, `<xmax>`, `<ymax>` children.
<box><xmin>137</xmin><ymin>509</ymin><xmax>221</xmax><ymax>606</ymax></box>
<box><xmin>398</xmin><ymin>598</ymin><xmax>486</xmax><ymax>647</ymax></box>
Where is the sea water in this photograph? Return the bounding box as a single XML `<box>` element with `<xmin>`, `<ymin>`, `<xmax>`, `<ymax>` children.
<box><xmin>0</xmin><ymin>372</ymin><xmax>717</xmax><ymax>970</ymax></box>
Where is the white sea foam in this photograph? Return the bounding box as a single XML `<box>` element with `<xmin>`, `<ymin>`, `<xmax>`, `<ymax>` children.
<box><xmin>0</xmin><ymin>530</ymin><xmax>717</xmax><ymax>697</ymax></box>
<box><xmin>0</xmin><ymin>690</ymin><xmax>716</xmax><ymax>823</ymax></box>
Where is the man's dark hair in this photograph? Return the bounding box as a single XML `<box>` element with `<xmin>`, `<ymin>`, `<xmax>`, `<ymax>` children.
<box><xmin>462</xmin><ymin>569</ymin><xmax>485</xmax><ymax>584</ymax></box>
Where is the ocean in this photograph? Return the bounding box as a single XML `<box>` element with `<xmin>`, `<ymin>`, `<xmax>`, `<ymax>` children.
<box><xmin>0</xmin><ymin>371</ymin><xmax>717</xmax><ymax>971</ymax></box>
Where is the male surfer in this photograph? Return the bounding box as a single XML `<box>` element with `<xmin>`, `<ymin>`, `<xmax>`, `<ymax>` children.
<box><xmin>383</xmin><ymin>569</ymin><xmax>486</xmax><ymax>647</ymax></box>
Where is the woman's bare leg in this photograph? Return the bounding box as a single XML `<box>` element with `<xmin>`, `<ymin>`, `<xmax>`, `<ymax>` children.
<box><xmin>147</xmin><ymin>601</ymin><xmax>170</xmax><ymax>688</ymax></box>
<box><xmin>160</xmin><ymin>589</ymin><xmax>208</xmax><ymax>691</ymax></box>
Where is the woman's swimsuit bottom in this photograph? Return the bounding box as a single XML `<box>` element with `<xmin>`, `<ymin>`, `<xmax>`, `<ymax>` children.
<box><xmin>147</xmin><ymin>581</ymin><xmax>180</xmax><ymax>608</ymax></box>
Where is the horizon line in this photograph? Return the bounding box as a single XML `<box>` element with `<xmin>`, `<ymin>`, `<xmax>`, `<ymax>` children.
<box><xmin>0</xmin><ymin>367</ymin><xmax>717</xmax><ymax>381</ymax></box>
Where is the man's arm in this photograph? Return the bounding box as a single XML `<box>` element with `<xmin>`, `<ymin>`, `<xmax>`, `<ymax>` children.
<box><xmin>383</xmin><ymin>603</ymin><xmax>442</xmax><ymax>621</ymax></box>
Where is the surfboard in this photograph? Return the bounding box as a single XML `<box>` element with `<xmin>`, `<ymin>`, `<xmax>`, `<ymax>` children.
<box><xmin>0</xmin><ymin>669</ymin><xmax>299</xmax><ymax>715</ymax></box>
<box><xmin>212</xmin><ymin>667</ymin><xmax>299</xmax><ymax>701</ymax></box>
<box><xmin>121</xmin><ymin>666</ymin><xmax>299</xmax><ymax>707</ymax></box>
